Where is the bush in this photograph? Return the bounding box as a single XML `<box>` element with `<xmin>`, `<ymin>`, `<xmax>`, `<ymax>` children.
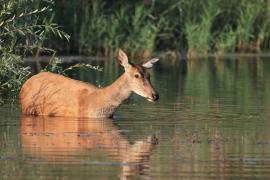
<box><xmin>0</xmin><ymin>0</ymin><xmax>69</xmax><ymax>104</ymax></box>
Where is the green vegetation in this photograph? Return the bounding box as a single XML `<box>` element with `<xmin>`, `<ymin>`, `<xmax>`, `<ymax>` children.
<box><xmin>0</xmin><ymin>0</ymin><xmax>69</xmax><ymax>104</ymax></box>
<box><xmin>42</xmin><ymin>57</ymin><xmax>102</xmax><ymax>75</ymax></box>
<box><xmin>74</xmin><ymin>1</ymin><xmax>163</xmax><ymax>57</ymax></box>
<box><xmin>51</xmin><ymin>0</ymin><xmax>270</xmax><ymax>57</ymax></box>
<box><xmin>184</xmin><ymin>1</ymin><xmax>220</xmax><ymax>58</ymax></box>
<box><xmin>1</xmin><ymin>0</ymin><xmax>270</xmax><ymax>103</ymax></box>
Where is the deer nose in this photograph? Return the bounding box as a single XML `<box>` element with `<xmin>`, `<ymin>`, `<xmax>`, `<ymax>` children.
<box><xmin>152</xmin><ymin>93</ymin><xmax>159</xmax><ymax>101</ymax></box>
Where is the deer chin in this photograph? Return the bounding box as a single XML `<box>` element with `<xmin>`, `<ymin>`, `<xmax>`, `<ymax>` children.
<box><xmin>146</xmin><ymin>97</ymin><xmax>155</xmax><ymax>102</ymax></box>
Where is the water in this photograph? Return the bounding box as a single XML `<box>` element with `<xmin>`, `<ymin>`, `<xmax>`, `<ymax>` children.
<box><xmin>1</xmin><ymin>56</ymin><xmax>270</xmax><ymax>179</ymax></box>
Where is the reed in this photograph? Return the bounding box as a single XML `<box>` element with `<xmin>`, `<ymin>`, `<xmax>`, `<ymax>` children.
<box><xmin>235</xmin><ymin>2</ymin><xmax>261</xmax><ymax>52</ymax></box>
<box><xmin>3</xmin><ymin>0</ymin><xmax>270</xmax><ymax>61</ymax></box>
<box><xmin>55</xmin><ymin>0</ymin><xmax>270</xmax><ymax>57</ymax></box>
<box><xmin>256</xmin><ymin>2</ymin><xmax>270</xmax><ymax>52</ymax></box>
<box><xmin>77</xmin><ymin>2</ymin><xmax>162</xmax><ymax>58</ymax></box>
<box><xmin>183</xmin><ymin>0</ymin><xmax>220</xmax><ymax>58</ymax></box>
<box><xmin>215</xmin><ymin>26</ymin><xmax>237</xmax><ymax>57</ymax></box>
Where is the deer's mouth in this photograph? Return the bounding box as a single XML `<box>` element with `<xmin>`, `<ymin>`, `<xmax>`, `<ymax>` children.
<box><xmin>146</xmin><ymin>93</ymin><xmax>159</xmax><ymax>102</ymax></box>
<box><xmin>146</xmin><ymin>97</ymin><xmax>155</xmax><ymax>102</ymax></box>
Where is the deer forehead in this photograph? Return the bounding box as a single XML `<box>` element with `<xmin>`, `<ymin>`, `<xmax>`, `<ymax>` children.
<box><xmin>132</xmin><ymin>64</ymin><xmax>147</xmax><ymax>74</ymax></box>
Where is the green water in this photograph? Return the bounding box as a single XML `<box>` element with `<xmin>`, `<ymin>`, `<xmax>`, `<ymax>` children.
<box><xmin>1</xmin><ymin>56</ymin><xmax>270</xmax><ymax>179</ymax></box>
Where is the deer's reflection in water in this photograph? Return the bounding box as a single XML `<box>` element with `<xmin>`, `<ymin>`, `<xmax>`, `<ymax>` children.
<box><xmin>20</xmin><ymin>116</ymin><xmax>158</xmax><ymax>179</ymax></box>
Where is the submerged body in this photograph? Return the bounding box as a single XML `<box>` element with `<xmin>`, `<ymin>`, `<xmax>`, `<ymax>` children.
<box><xmin>20</xmin><ymin>115</ymin><xmax>158</xmax><ymax>178</ymax></box>
<box><xmin>19</xmin><ymin>49</ymin><xmax>159</xmax><ymax>118</ymax></box>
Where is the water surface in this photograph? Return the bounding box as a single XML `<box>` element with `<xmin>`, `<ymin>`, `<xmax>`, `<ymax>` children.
<box><xmin>1</xmin><ymin>56</ymin><xmax>270</xmax><ymax>179</ymax></box>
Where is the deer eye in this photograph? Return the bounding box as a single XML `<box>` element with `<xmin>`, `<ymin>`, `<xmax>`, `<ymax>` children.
<box><xmin>134</xmin><ymin>74</ymin><xmax>140</xmax><ymax>78</ymax></box>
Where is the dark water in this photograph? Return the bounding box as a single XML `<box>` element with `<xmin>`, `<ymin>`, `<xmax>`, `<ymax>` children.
<box><xmin>1</xmin><ymin>56</ymin><xmax>270</xmax><ymax>179</ymax></box>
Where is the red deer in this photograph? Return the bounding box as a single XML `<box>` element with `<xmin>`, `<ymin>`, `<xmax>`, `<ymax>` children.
<box><xmin>19</xmin><ymin>49</ymin><xmax>159</xmax><ymax>118</ymax></box>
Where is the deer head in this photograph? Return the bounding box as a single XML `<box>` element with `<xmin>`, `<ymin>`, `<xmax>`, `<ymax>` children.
<box><xmin>118</xmin><ymin>49</ymin><xmax>159</xmax><ymax>102</ymax></box>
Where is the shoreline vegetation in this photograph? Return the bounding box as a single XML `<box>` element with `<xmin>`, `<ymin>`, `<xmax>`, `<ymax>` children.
<box><xmin>51</xmin><ymin>0</ymin><xmax>270</xmax><ymax>58</ymax></box>
<box><xmin>1</xmin><ymin>0</ymin><xmax>270</xmax><ymax>104</ymax></box>
<box><xmin>0</xmin><ymin>0</ymin><xmax>94</xmax><ymax>104</ymax></box>
<box><xmin>0</xmin><ymin>0</ymin><xmax>70</xmax><ymax>103</ymax></box>
<box><xmin>1</xmin><ymin>0</ymin><xmax>270</xmax><ymax>61</ymax></box>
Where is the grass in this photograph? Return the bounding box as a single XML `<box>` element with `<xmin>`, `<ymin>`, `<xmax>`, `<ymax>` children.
<box><xmin>77</xmin><ymin>1</ymin><xmax>162</xmax><ymax>58</ymax></box>
<box><xmin>50</xmin><ymin>0</ymin><xmax>270</xmax><ymax>58</ymax></box>
<box><xmin>184</xmin><ymin>0</ymin><xmax>221</xmax><ymax>58</ymax></box>
<box><xmin>235</xmin><ymin>2</ymin><xmax>261</xmax><ymax>52</ymax></box>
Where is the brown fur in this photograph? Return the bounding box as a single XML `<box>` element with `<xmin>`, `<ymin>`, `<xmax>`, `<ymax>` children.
<box><xmin>19</xmin><ymin>72</ymin><xmax>129</xmax><ymax>117</ymax></box>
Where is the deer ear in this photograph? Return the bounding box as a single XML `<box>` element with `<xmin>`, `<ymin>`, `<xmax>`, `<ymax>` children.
<box><xmin>142</xmin><ymin>58</ymin><xmax>159</xmax><ymax>69</ymax></box>
<box><xmin>118</xmin><ymin>49</ymin><xmax>130</xmax><ymax>68</ymax></box>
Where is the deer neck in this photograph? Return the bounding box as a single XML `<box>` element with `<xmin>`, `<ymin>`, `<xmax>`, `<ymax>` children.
<box><xmin>105</xmin><ymin>73</ymin><xmax>132</xmax><ymax>105</ymax></box>
<box><xmin>97</xmin><ymin>73</ymin><xmax>132</xmax><ymax>116</ymax></box>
